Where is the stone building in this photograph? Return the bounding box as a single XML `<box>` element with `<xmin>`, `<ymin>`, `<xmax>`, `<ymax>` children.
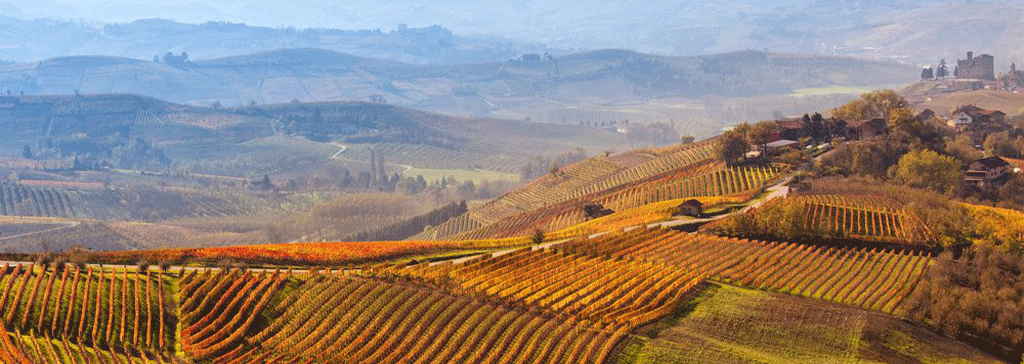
<box><xmin>955</xmin><ymin>52</ymin><xmax>995</xmax><ymax>80</ymax></box>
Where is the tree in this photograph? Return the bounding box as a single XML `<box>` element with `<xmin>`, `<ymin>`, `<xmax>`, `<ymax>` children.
<box><xmin>984</xmin><ymin>134</ymin><xmax>1024</xmax><ymax>159</ymax></box>
<box><xmin>921</xmin><ymin>67</ymin><xmax>934</xmax><ymax>80</ymax></box>
<box><xmin>831</xmin><ymin>90</ymin><xmax>909</xmax><ymax>122</ymax></box>
<box><xmin>887</xmin><ymin>107</ymin><xmax>917</xmax><ymax>133</ymax></box>
<box><xmin>717</xmin><ymin>130</ymin><xmax>749</xmax><ymax>166</ymax></box>
<box><xmin>679</xmin><ymin>135</ymin><xmax>695</xmax><ymax>144</ymax></box>
<box><xmin>809</xmin><ymin>112</ymin><xmax>825</xmax><ymax>142</ymax></box>
<box><xmin>891</xmin><ymin>149</ymin><xmax>963</xmax><ymax>195</ymax></box>
<box><xmin>747</xmin><ymin>121</ymin><xmax>776</xmax><ymax>153</ymax></box>
<box><xmin>531</xmin><ymin>229</ymin><xmax>545</xmax><ymax>245</ymax></box>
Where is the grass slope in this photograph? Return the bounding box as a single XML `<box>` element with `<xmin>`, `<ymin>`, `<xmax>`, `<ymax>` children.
<box><xmin>911</xmin><ymin>90</ymin><xmax>1024</xmax><ymax>116</ymax></box>
<box><xmin>616</xmin><ymin>283</ymin><xmax>1002</xmax><ymax>364</ymax></box>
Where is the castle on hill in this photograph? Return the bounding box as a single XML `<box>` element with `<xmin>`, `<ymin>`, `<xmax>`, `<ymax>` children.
<box><xmin>920</xmin><ymin>51</ymin><xmax>995</xmax><ymax>81</ymax></box>
<box><xmin>954</xmin><ymin>51</ymin><xmax>995</xmax><ymax>80</ymax></box>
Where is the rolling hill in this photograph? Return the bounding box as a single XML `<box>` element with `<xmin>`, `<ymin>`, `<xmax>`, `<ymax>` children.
<box><xmin>0</xmin><ymin>93</ymin><xmax>637</xmax><ymax>174</ymax></box>
<box><xmin>0</xmin><ymin>48</ymin><xmax>917</xmax><ymax>139</ymax></box>
<box><xmin>0</xmin><ymin>126</ymin><xmax>1020</xmax><ymax>362</ymax></box>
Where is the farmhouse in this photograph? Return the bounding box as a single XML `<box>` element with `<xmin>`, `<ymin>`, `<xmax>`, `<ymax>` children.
<box><xmin>845</xmin><ymin>119</ymin><xmax>886</xmax><ymax>141</ymax></box>
<box><xmin>947</xmin><ymin>105</ymin><xmax>1007</xmax><ymax>130</ymax></box>
<box><xmin>946</xmin><ymin>105</ymin><xmax>1010</xmax><ymax>145</ymax></box>
<box><xmin>773</xmin><ymin>118</ymin><xmax>805</xmax><ymax>141</ymax></box>
<box><xmin>964</xmin><ymin>156</ymin><xmax>1013</xmax><ymax>185</ymax></box>
<box><xmin>675</xmin><ymin>199</ymin><xmax>704</xmax><ymax>218</ymax></box>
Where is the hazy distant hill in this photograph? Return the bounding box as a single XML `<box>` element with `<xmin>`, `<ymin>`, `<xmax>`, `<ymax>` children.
<box><xmin>0</xmin><ymin>17</ymin><xmax>543</xmax><ymax>64</ymax></box>
<box><xmin>0</xmin><ymin>48</ymin><xmax>917</xmax><ymax>119</ymax></box>
<box><xmin>0</xmin><ymin>93</ymin><xmax>637</xmax><ymax>175</ymax></box>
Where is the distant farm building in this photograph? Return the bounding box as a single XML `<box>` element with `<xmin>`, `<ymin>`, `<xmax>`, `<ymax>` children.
<box><xmin>916</xmin><ymin>109</ymin><xmax>935</xmax><ymax>122</ymax></box>
<box><xmin>675</xmin><ymin>199</ymin><xmax>704</xmax><ymax>218</ymax></box>
<box><xmin>520</xmin><ymin>53</ymin><xmax>542</xmax><ymax>61</ymax></box>
<box><xmin>583</xmin><ymin>203</ymin><xmax>614</xmax><ymax>220</ymax></box>
<box><xmin>955</xmin><ymin>52</ymin><xmax>995</xmax><ymax>81</ymax></box>
<box><xmin>965</xmin><ymin>156</ymin><xmax>1012</xmax><ymax>185</ymax></box>
<box><xmin>845</xmin><ymin>119</ymin><xmax>886</xmax><ymax>140</ymax></box>
<box><xmin>764</xmin><ymin>140</ymin><xmax>799</xmax><ymax>152</ymax></box>
<box><xmin>773</xmin><ymin>118</ymin><xmax>805</xmax><ymax>141</ymax></box>
<box><xmin>947</xmin><ymin>105</ymin><xmax>1007</xmax><ymax>130</ymax></box>
<box><xmin>788</xmin><ymin>181</ymin><xmax>812</xmax><ymax>194</ymax></box>
<box><xmin>947</xmin><ymin>105</ymin><xmax>1010</xmax><ymax>145</ymax></box>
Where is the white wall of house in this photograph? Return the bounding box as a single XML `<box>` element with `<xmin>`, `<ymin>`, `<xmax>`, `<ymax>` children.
<box><xmin>948</xmin><ymin>113</ymin><xmax>973</xmax><ymax>127</ymax></box>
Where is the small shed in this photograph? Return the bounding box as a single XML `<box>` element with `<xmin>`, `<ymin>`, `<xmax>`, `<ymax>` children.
<box><xmin>788</xmin><ymin>182</ymin><xmax>812</xmax><ymax>194</ymax></box>
<box><xmin>583</xmin><ymin>203</ymin><xmax>614</xmax><ymax>220</ymax></box>
<box><xmin>675</xmin><ymin>199</ymin><xmax>704</xmax><ymax>218</ymax></box>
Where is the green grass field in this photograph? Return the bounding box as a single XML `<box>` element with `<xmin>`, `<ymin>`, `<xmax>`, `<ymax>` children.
<box><xmin>614</xmin><ymin>283</ymin><xmax>1002</xmax><ymax>364</ymax></box>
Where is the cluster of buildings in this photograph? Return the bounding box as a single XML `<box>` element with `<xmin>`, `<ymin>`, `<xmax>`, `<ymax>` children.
<box><xmin>750</xmin><ymin>102</ymin><xmax>1020</xmax><ymax>187</ymax></box>
<box><xmin>749</xmin><ymin>115</ymin><xmax>888</xmax><ymax>157</ymax></box>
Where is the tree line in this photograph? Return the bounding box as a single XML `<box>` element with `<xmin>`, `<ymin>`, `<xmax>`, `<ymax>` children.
<box><xmin>342</xmin><ymin>201</ymin><xmax>468</xmax><ymax>241</ymax></box>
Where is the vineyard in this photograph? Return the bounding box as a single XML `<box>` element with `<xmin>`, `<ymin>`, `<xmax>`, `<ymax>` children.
<box><xmin>701</xmin><ymin>193</ymin><xmax>936</xmax><ymax>245</ymax></box>
<box><xmin>0</xmin><ymin>180</ymin><xmax>334</xmax><ymax>222</ymax></box>
<box><xmin>179</xmin><ymin>269</ymin><xmax>285</xmax><ymax>361</ymax></box>
<box><xmin>174</xmin><ymin>241</ymin><xmax>706</xmax><ymax>363</ymax></box>
<box><xmin>0</xmin><ymin>182</ymin><xmax>77</xmax><ymax>218</ymax></box>
<box><xmin>0</xmin><ymin>264</ymin><xmax>175</xmax><ymax>362</ymax></box>
<box><xmin>92</xmin><ymin>237</ymin><xmax>534</xmax><ymax>266</ymax></box>
<box><xmin>559</xmin><ymin>227</ymin><xmax>931</xmax><ymax>314</ymax></box>
<box><xmin>422</xmin><ymin>137</ymin><xmax>786</xmax><ymax>241</ymax></box>
<box><xmin>424</xmin><ymin>140</ymin><xmax>724</xmax><ymax>240</ymax></box>
<box><xmin>0</xmin><ymin>226</ymin><xmax>983</xmax><ymax>363</ymax></box>
<box><xmin>210</xmin><ymin>273</ymin><xmax>629</xmax><ymax>363</ymax></box>
<box><xmin>959</xmin><ymin>203</ymin><xmax>1024</xmax><ymax>247</ymax></box>
<box><xmin>546</xmin><ymin>192</ymin><xmax>757</xmax><ymax>240</ymax></box>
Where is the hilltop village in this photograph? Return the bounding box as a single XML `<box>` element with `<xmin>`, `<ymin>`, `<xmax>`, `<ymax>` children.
<box><xmin>920</xmin><ymin>51</ymin><xmax>1024</xmax><ymax>93</ymax></box>
<box><xmin>722</xmin><ymin>88</ymin><xmax>1024</xmax><ymax>206</ymax></box>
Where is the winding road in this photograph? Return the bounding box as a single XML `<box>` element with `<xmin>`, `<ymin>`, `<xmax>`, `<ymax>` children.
<box><xmin>329</xmin><ymin>142</ymin><xmax>412</xmax><ymax>173</ymax></box>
